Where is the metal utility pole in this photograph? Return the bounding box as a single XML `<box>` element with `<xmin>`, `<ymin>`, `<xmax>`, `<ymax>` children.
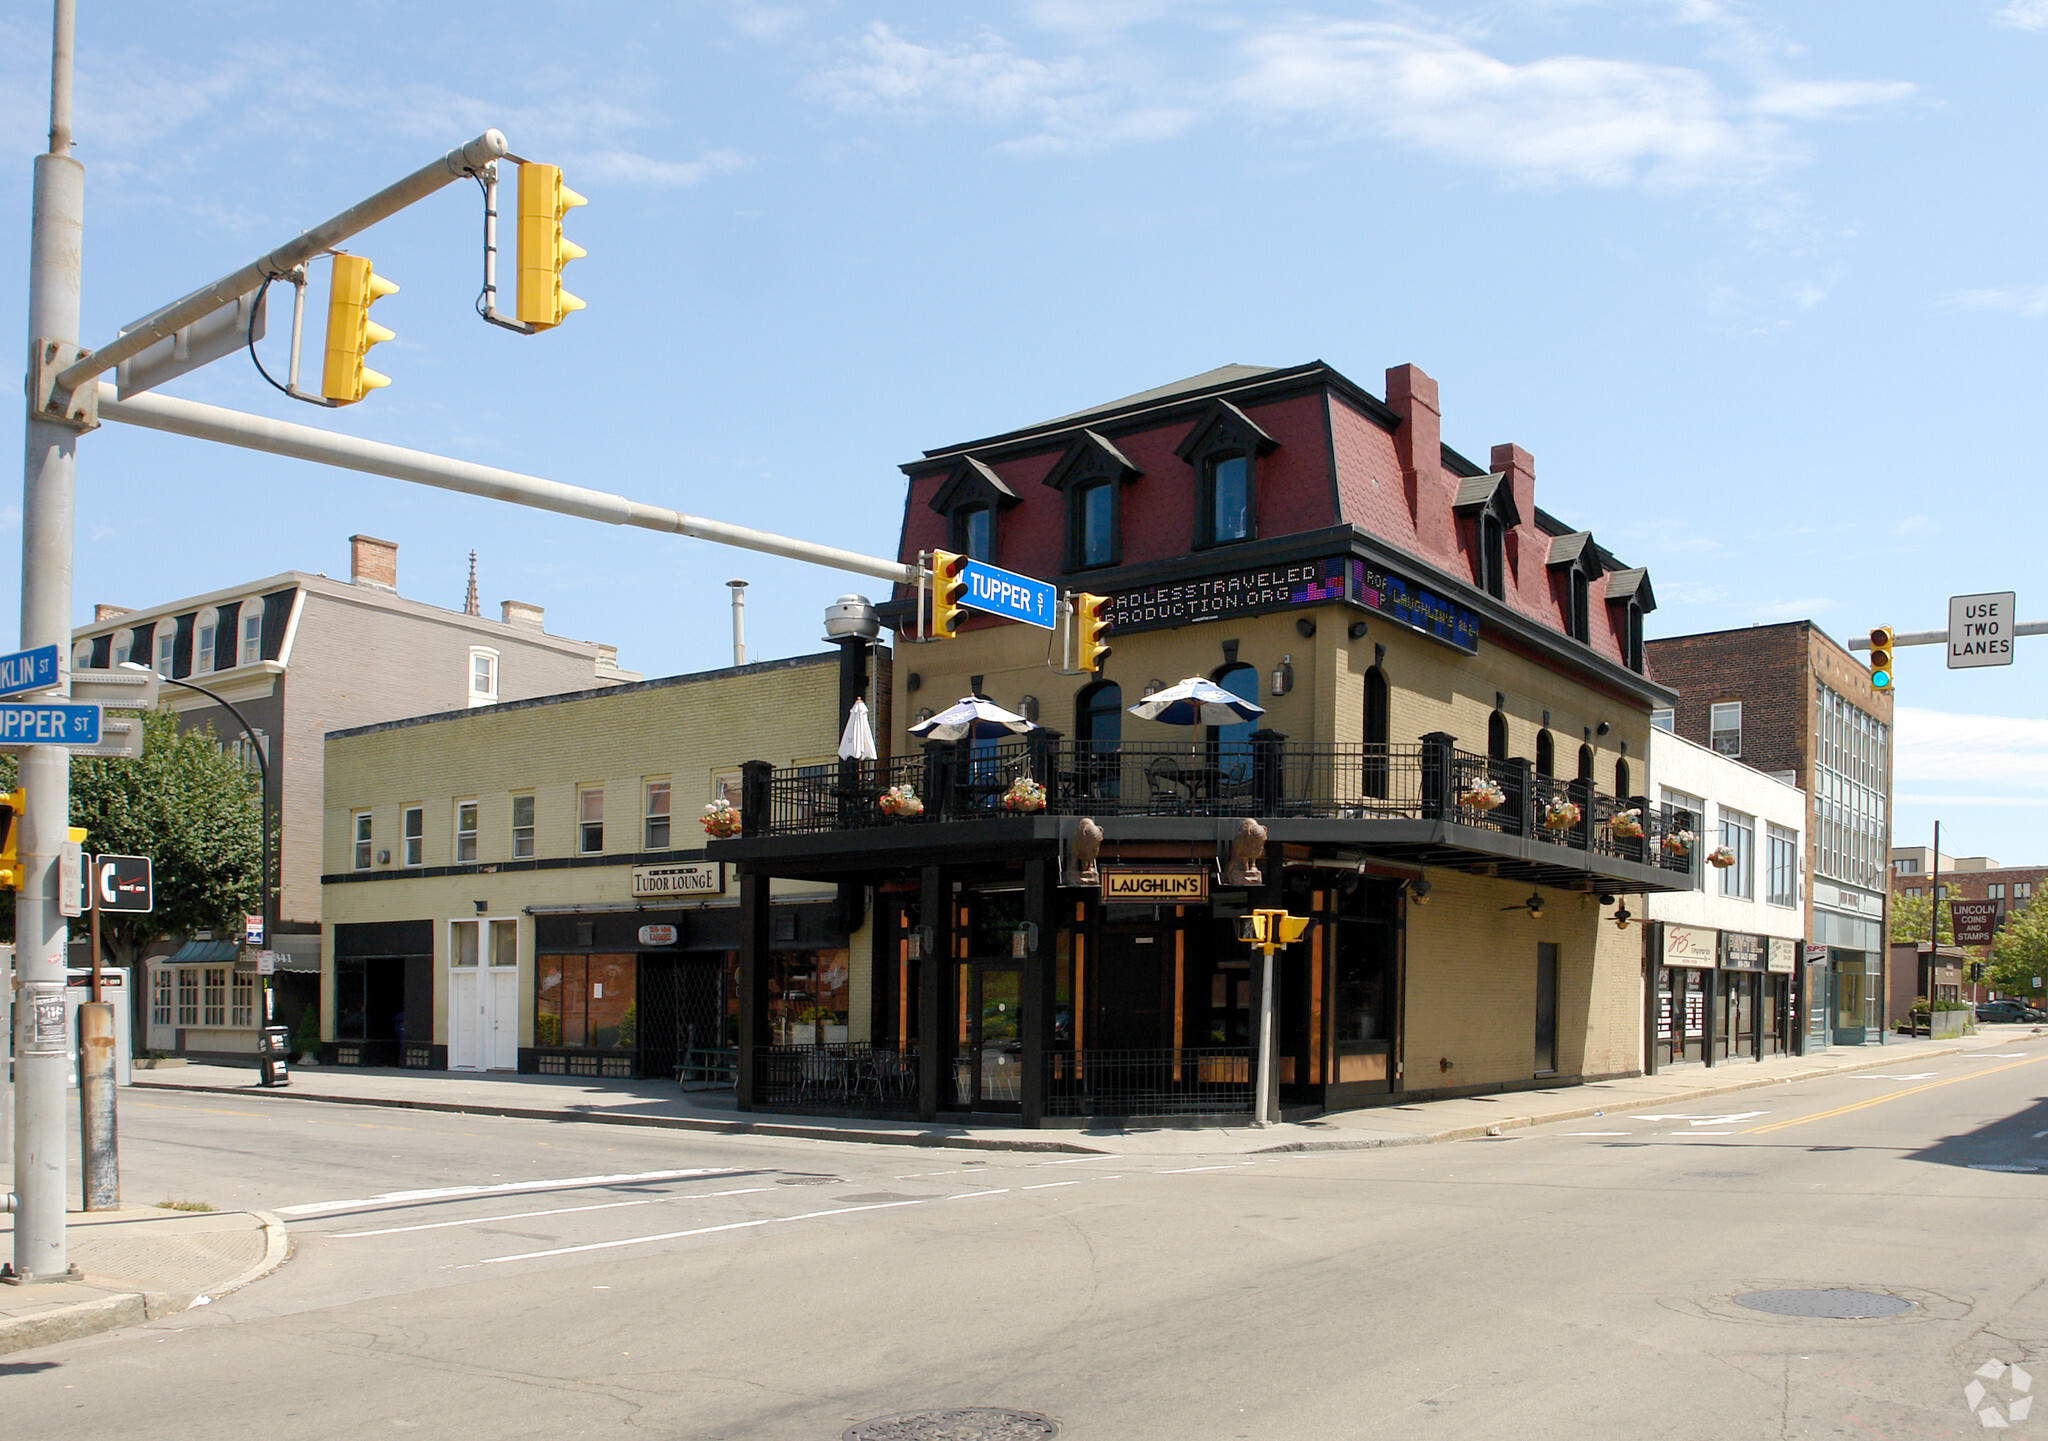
<box><xmin>10</xmin><ymin>0</ymin><xmax>82</xmax><ymax>1282</ymax></box>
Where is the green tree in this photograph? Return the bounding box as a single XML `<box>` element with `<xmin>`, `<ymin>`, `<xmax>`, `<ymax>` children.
<box><xmin>1889</xmin><ymin>889</ymin><xmax>1953</xmax><ymax>946</ymax></box>
<box><xmin>0</xmin><ymin>706</ymin><xmax>266</xmax><ymax>967</ymax></box>
<box><xmin>1988</xmin><ymin>901</ymin><xmax>2048</xmax><ymax>1004</ymax></box>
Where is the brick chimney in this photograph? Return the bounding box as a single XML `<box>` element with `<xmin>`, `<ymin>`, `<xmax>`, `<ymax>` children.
<box><xmin>1490</xmin><ymin>443</ymin><xmax>1536</xmax><ymax>533</ymax></box>
<box><xmin>501</xmin><ymin>599</ymin><xmax>545</xmax><ymax>632</ymax></box>
<box><xmin>93</xmin><ymin>604</ymin><xmax>131</xmax><ymax>623</ymax></box>
<box><xmin>350</xmin><ymin>534</ymin><xmax>398</xmax><ymax>592</ymax></box>
<box><xmin>1386</xmin><ymin>363</ymin><xmax>1446</xmax><ymax>536</ymax></box>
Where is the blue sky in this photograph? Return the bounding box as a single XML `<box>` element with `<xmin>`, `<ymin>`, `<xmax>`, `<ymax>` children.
<box><xmin>1</xmin><ymin>0</ymin><xmax>2044</xmax><ymax>861</ymax></box>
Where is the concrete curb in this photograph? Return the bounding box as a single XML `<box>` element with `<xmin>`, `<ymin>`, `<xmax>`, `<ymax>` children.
<box><xmin>208</xmin><ymin>1211</ymin><xmax>292</xmax><ymax>1301</ymax></box>
<box><xmin>126</xmin><ymin>1081</ymin><xmax>1108</xmax><ymax>1154</ymax></box>
<box><xmin>1250</xmin><ymin>1031</ymin><xmax>2048</xmax><ymax>1153</ymax></box>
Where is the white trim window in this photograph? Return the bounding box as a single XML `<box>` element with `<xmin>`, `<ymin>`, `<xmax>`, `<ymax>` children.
<box><xmin>1709</xmin><ymin>702</ymin><xmax>1742</xmax><ymax>757</ymax></box>
<box><xmin>1767</xmin><ymin>824</ymin><xmax>1798</xmax><ymax>908</ymax></box>
<box><xmin>455</xmin><ymin>800</ymin><xmax>479</xmax><ymax>864</ymax></box>
<box><xmin>452</xmin><ymin>917</ymin><xmax>518</xmax><ymax>969</ymax></box>
<box><xmin>511</xmin><ymin>793</ymin><xmax>535</xmax><ymax>859</ymax></box>
<box><xmin>644</xmin><ymin>780</ymin><xmax>671</xmax><ymax>850</ymax></box>
<box><xmin>202</xmin><ymin>966</ymin><xmax>227</xmax><ymax>1026</ymax></box>
<box><xmin>353</xmin><ymin>811</ymin><xmax>374</xmax><ymax>871</ymax></box>
<box><xmin>578</xmin><ymin>786</ymin><xmax>604</xmax><ymax>854</ymax></box>
<box><xmin>1719</xmin><ymin>806</ymin><xmax>1756</xmax><ymax>900</ymax></box>
<box><xmin>241</xmin><ymin>610</ymin><xmax>263</xmax><ymax>666</ymax></box>
<box><xmin>156</xmin><ymin>628</ymin><xmax>175</xmax><ymax>676</ymax></box>
<box><xmin>177</xmin><ymin>969</ymin><xmax>199</xmax><ymax>1026</ymax></box>
<box><xmin>402</xmin><ymin>805</ymin><xmax>425</xmax><ymax>867</ymax></box>
<box><xmin>152</xmin><ymin>968</ymin><xmax>173</xmax><ymax>1027</ymax></box>
<box><xmin>196</xmin><ymin>619</ymin><xmax>217</xmax><ymax>674</ymax></box>
<box><xmin>231</xmin><ymin>971</ymin><xmax>256</xmax><ymax>1028</ymax></box>
<box><xmin>1650</xmin><ymin>708</ymin><xmax>1674</xmax><ymax>733</ymax></box>
<box><xmin>469</xmin><ymin>647</ymin><xmax>499</xmax><ymax>707</ymax></box>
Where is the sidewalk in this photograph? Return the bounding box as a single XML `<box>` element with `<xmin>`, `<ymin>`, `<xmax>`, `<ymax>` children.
<box><xmin>0</xmin><ymin>1205</ymin><xmax>288</xmax><ymax>1356</ymax></box>
<box><xmin>131</xmin><ymin>1024</ymin><xmax>2048</xmax><ymax>1157</ymax></box>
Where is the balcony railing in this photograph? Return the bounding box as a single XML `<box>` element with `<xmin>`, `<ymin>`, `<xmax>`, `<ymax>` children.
<box><xmin>737</xmin><ymin>734</ymin><xmax>1698</xmax><ymax>876</ymax></box>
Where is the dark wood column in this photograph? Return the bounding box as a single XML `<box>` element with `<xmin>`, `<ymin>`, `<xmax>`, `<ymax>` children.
<box><xmin>736</xmin><ymin>867</ymin><xmax>772</xmax><ymax>1110</ymax></box>
<box><xmin>917</xmin><ymin>864</ymin><xmax>952</xmax><ymax>1121</ymax></box>
<box><xmin>1020</xmin><ymin>856</ymin><xmax>1055</xmax><ymax>1128</ymax></box>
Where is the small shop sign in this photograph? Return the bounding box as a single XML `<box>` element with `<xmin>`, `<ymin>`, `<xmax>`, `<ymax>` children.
<box><xmin>1101</xmin><ymin>867</ymin><xmax>1209</xmax><ymax>904</ymax></box>
<box><xmin>1722</xmin><ymin>933</ymin><xmax>1764</xmax><ymax>971</ymax></box>
<box><xmin>638</xmin><ymin>924</ymin><xmax>680</xmax><ymax>947</ymax></box>
<box><xmin>1662</xmin><ymin>924</ymin><xmax>1716</xmax><ymax>969</ymax></box>
<box><xmin>1950</xmin><ymin>898</ymin><xmax>2002</xmax><ymax>947</ymax></box>
<box><xmin>632</xmin><ymin>862</ymin><xmax>723</xmax><ymax>898</ymax></box>
<box><xmin>1767</xmin><ymin>937</ymin><xmax>1796</xmax><ymax>974</ymax></box>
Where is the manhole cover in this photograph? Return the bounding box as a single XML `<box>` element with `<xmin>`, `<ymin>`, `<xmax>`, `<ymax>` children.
<box><xmin>1735</xmin><ymin>1289</ymin><xmax>1914</xmax><ymax>1319</ymax></box>
<box><xmin>843</xmin><ymin>1409</ymin><xmax>1058</xmax><ymax>1440</ymax></box>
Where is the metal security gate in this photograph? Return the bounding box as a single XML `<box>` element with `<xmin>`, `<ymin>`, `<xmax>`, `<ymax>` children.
<box><xmin>637</xmin><ymin>956</ymin><xmax>727</xmax><ymax>1080</ymax></box>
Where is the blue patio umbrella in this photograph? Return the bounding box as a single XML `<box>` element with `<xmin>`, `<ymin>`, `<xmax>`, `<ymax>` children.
<box><xmin>1126</xmin><ymin>676</ymin><xmax>1266</xmax><ymax>727</ymax></box>
<box><xmin>908</xmin><ymin>695</ymin><xmax>1037</xmax><ymax>743</ymax></box>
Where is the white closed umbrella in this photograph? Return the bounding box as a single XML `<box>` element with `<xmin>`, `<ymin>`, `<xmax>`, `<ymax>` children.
<box><xmin>838</xmin><ymin>697</ymin><xmax>878</xmax><ymax>761</ymax></box>
<box><xmin>1127</xmin><ymin>676</ymin><xmax>1265</xmax><ymax>727</ymax></box>
<box><xmin>909</xmin><ymin>695</ymin><xmax>1037</xmax><ymax>743</ymax></box>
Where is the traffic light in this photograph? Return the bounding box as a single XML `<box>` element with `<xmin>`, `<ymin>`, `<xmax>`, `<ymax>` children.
<box><xmin>320</xmin><ymin>254</ymin><xmax>399</xmax><ymax>404</ymax></box>
<box><xmin>930</xmin><ymin>550</ymin><xmax>969</xmax><ymax>639</ymax></box>
<box><xmin>1075</xmin><ymin>592</ymin><xmax>1112</xmax><ymax>671</ymax></box>
<box><xmin>1240</xmin><ymin>908</ymin><xmax>1311</xmax><ymax>955</ymax></box>
<box><xmin>0</xmin><ymin>788</ymin><xmax>25</xmax><ymax>890</ymax></box>
<box><xmin>1972</xmin><ymin>962</ymin><xmax>1986</xmax><ymax>983</ymax></box>
<box><xmin>516</xmin><ymin>162</ymin><xmax>587</xmax><ymax>330</ymax></box>
<box><xmin>1868</xmin><ymin>626</ymin><xmax>1895</xmax><ymax>690</ymax></box>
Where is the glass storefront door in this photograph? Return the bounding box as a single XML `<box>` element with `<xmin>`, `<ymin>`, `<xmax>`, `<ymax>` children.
<box><xmin>953</xmin><ymin>962</ymin><xmax>1024</xmax><ymax>1110</ymax></box>
<box><xmin>1658</xmin><ymin>967</ymin><xmax>1709</xmax><ymax>1066</ymax></box>
<box><xmin>1831</xmin><ymin>951</ymin><xmax>1867</xmax><ymax>1045</ymax></box>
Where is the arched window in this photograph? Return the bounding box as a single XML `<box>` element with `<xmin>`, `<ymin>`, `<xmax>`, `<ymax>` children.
<box><xmin>1614</xmin><ymin>758</ymin><xmax>1631</xmax><ymax>800</ymax></box>
<box><xmin>1076</xmin><ymin>679</ymin><xmax>1123</xmax><ymax>798</ymax></box>
<box><xmin>1362</xmin><ymin>667</ymin><xmax>1390</xmax><ymax>800</ymax></box>
<box><xmin>1578</xmin><ymin>744</ymin><xmax>1594</xmax><ymax>784</ymax></box>
<box><xmin>1211</xmin><ymin>664</ymin><xmax>1260</xmax><ymax>784</ymax></box>
<box><xmin>1535</xmin><ymin>730</ymin><xmax>1555</xmax><ymax>778</ymax></box>
<box><xmin>1487</xmin><ymin>710</ymin><xmax>1509</xmax><ymax>762</ymax></box>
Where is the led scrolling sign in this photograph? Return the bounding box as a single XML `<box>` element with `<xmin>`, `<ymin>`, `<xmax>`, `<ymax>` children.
<box><xmin>1099</xmin><ymin>555</ymin><xmax>1481</xmax><ymax>655</ymax></box>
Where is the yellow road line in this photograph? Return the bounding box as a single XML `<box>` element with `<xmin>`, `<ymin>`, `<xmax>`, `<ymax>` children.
<box><xmin>1745</xmin><ymin>1053</ymin><xmax>2048</xmax><ymax>1134</ymax></box>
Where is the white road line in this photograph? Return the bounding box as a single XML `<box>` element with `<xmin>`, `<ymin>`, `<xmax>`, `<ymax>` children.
<box><xmin>473</xmin><ymin>1196</ymin><xmax>949</xmax><ymax>1266</ymax></box>
<box><xmin>1686</xmin><ymin>1131</ymin><xmax>1737</xmax><ymax>1136</ymax></box>
<box><xmin>1973</xmin><ymin>1054</ymin><xmax>2028</xmax><ymax>1059</ymax></box>
<box><xmin>329</xmin><ymin>1187</ymin><xmax>772</xmax><ymax>1238</ymax></box>
<box><xmin>1023</xmin><ymin>1181</ymin><xmax>1081</xmax><ymax>1190</ymax></box>
<box><xmin>1031</xmin><ymin>1156</ymin><xmax>1113</xmax><ymax>1165</ymax></box>
<box><xmin>1848</xmin><ymin>1073</ymin><xmax>1938</xmax><ymax>1080</ymax></box>
<box><xmin>1160</xmin><ymin>1165</ymin><xmax>1232</xmax><ymax>1174</ymax></box>
<box><xmin>2034</xmin><ymin>1130</ymin><xmax>2048</xmax><ymax>1139</ymax></box>
<box><xmin>1563</xmin><ymin>1131</ymin><xmax>1633</xmax><ymax>1137</ymax></box>
<box><xmin>944</xmin><ymin>1189</ymin><xmax>1009</xmax><ymax>1199</ymax></box>
<box><xmin>279</xmin><ymin>1168</ymin><xmax>742</xmax><ymax>1217</ymax></box>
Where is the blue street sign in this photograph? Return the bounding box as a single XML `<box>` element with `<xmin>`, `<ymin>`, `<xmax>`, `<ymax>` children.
<box><xmin>962</xmin><ymin>559</ymin><xmax>1060</xmax><ymax>630</ymax></box>
<box><xmin>0</xmin><ymin>701</ymin><xmax>100</xmax><ymax>747</ymax></box>
<box><xmin>0</xmin><ymin>644</ymin><xmax>59</xmax><ymax>696</ymax></box>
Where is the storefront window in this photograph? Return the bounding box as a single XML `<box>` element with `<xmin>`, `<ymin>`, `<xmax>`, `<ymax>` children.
<box><xmin>535</xmin><ymin>954</ymin><xmax>637</xmax><ymax>1048</ymax></box>
<box><xmin>152</xmin><ymin>969</ymin><xmax>172</xmax><ymax>1027</ymax></box>
<box><xmin>231</xmin><ymin>972</ymin><xmax>255</xmax><ymax>1028</ymax></box>
<box><xmin>767</xmin><ymin>948</ymin><xmax>849</xmax><ymax>1045</ymax></box>
<box><xmin>202</xmin><ymin>967</ymin><xmax>227</xmax><ymax>1026</ymax></box>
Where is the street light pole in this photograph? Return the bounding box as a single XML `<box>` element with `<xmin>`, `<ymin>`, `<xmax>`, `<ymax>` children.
<box><xmin>8</xmin><ymin>0</ymin><xmax>82</xmax><ymax>1284</ymax></box>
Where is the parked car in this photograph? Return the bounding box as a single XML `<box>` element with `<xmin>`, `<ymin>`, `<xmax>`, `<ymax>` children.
<box><xmin>1974</xmin><ymin>1001</ymin><xmax>2047</xmax><ymax>1023</ymax></box>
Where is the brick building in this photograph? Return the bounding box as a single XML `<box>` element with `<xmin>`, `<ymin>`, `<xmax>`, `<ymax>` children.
<box><xmin>72</xmin><ymin>533</ymin><xmax>634</xmax><ymax>1057</ymax></box>
<box><xmin>1644</xmin><ymin>621</ymin><xmax>1893</xmax><ymax>1045</ymax></box>
<box><xmin>1889</xmin><ymin>846</ymin><xmax>2043</xmax><ymax>1008</ymax></box>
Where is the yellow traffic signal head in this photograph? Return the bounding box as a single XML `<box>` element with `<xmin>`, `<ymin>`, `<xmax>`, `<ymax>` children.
<box><xmin>320</xmin><ymin>254</ymin><xmax>399</xmax><ymax>404</ymax></box>
<box><xmin>516</xmin><ymin>162</ymin><xmax>587</xmax><ymax>330</ymax></box>
<box><xmin>1075</xmin><ymin>592</ymin><xmax>1112</xmax><ymax>672</ymax></box>
<box><xmin>931</xmin><ymin>550</ymin><xmax>969</xmax><ymax>639</ymax></box>
<box><xmin>1868</xmin><ymin>625</ymin><xmax>1895</xmax><ymax>690</ymax></box>
<box><xmin>1277</xmin><ymin>913</ymin><xmax>1312</xmax><ymax>946</ymax></box>
<box><xmin>1237</xmin><ymin>912</ymin><xmax>1270</xmax><ymax>944</ymax></box>
<box><xmin>0</xmin><ymin>787</ymin><xmax>24</xmax><ymax>890</ymax></box>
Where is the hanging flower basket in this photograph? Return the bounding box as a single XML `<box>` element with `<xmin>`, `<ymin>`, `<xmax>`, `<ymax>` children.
<box><xmin>1608</xmin><ymin>808</ymin><xmax>1645</xmax><ymax>839</ymax></box>
<box><xmin>700</xmin><ymin>798</ymin><xmax>743</xmax><ymax>839</ymax></box>
<box><xmin>1001</xmin><ymin>776</ymin><xmax>1047</xmax><ymax>813</ymax></box>
<box><xmin>1541</xmin><ymin>799</ymin><xmax>1583</xmax><ymax>832</ymax></box>
<box><xmin>1706</xmin><ymin>845</ymin><xmax>1737</xmax><ymax>869</ymax></box>
<box><xmin>878</xmin><ymin>784</ymin><xmax>925</xmax><ymax>818</ymax></box>
<box><xmin>1457</xmin><ymin>776</ymin><xmax>1506</xmax><ymax>811</ymax></box>
<box><xmin>1661</xmin><ymin>829</ymin><xmax>1695</xmax><ymax>857</ymax></box>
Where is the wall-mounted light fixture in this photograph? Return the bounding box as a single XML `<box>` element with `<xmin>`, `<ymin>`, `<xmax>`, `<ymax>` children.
<box><xmin>1407</xmin><ymin>877</ymin><xmax>1432</xmax><ymax>904</ymax></box>
<box><xmin>376</xmin><ymin>849</ymin><xmax>391</xmax><ymax>866</ymax></box>
<box><xmin>1348</xmin><ymin>620</ymin><xmax>1370</xmax><ymax>641</ymax></box>
<box><xmin>1271</xmin><ymin>655</ymin><xmax>1294</xmax><ymax>697</ymax></box>
<box><xmin>913</xmin><ymin>707</ymin><xmax>935</xmax><ymax>724</ymax></box>
<box><xmin>1295</xmin><ymin>617</ymin><xmax>1317</xmax><ymax>639</ymax></box>
<box><xmin>906</xmin><ymin>672</ymin><xmax>922</xmax><ymax>693</ymax></box>
<box><xmin>1596</xmin><ymin>720</ymin><xmax>1611</xmax><ymax>736</ymax></box>
<box><xmin>1144</xmin><ymin>679</ymin><xmax>1166</xmax><ymax>698</ymax></box>
<box><xmin>474</xmin><ymin>899</ymin><xmax>489</xmax><ymax>914</ymax></box>
<box><xmin>1019</xmin><ymin>695</ymin><xmax>1040</xmax><ymax>723</ymax></box>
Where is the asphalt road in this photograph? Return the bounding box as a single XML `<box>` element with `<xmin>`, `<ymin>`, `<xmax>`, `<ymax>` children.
<box><xmin>9</xmin><ymin>1047</ymin><xmax>2048</xmax><ymax>1440</ymax></box>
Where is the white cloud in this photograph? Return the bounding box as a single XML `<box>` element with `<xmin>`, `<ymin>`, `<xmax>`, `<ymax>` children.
<box><xmin>1948</xmin><ymin>285</ymin><xmax>2048</xmax><ymax>317</ymax></box>
<box><xmin>1753</xmin><ymin>596</ymin><xmax>1839</xmax><ymax>619</ymax></box>
<box><xmin>1228</xmin><ymin>19</ymin><xmax>1911</xmax><ymax>189</ymax></box>
<box><xmin>1896</xmin><ymin>706</ymin><xmax>2048</xmax><ymax>792</ymax></box>
<box><xmin>1994</xmin><ymin>1</ymin><xmax>2048</xmax><ymax>31</ymax></box>
<box><xmin>575</xmin><ymin>149</ymin><xmax>749</xmax><ymax>189</ymax></box>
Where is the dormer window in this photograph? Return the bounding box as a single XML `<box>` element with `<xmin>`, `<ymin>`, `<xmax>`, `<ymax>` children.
<box><xmin>1043</xmin><ymin>429</ymin><xmax>1141</xmax><ymax>573</ymax></box>
<box><xmin>1176</xmin><ymin>400</ymin><xmax>1276</xmax><ymax>551</ymax></box>
<box><xmin>1544</xmin><ymin>532</ymin><xmax>1606</xmax><ymax>646</ymax></box>
<box><xmin>1604</xmin><ymin>568</ymin><xmax>1657</xmax><ymax>673</ymax></box>
<box><xmin>929</xmin><ymin>455</ymin><xmax>1018</xmax><ymax>567</ymax></box>
<box><xmin>1452</xmin><ymin>472</ymin><xmax>1521</xmax><ymax>602</ymax></box>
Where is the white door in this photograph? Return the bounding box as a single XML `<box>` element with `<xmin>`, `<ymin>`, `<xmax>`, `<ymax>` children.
<box><xmin>487</xmin><ymin>969</ymin><xmax>519</xmax><ymax>1070</ymax></box>
<box><xmin>450</xmin><ymin>968</ymin><xmax>483</xmax><ymax>1069</ymax></box>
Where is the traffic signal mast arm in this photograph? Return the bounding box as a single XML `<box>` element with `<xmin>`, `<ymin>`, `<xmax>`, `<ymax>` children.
<box><xmin>1849</xmin><ymin>623</ymin><xmax>2048</xmax><ymax>649</ymax></box>
<box><xmin>95</xmin><ymin>383</ymin><xmax>920</xmax><ymax>586</ymax></box>
<box><xmin>44</xmin><ymin>130</ymin><xmax>511</xmax><ymax>420</ymax></box>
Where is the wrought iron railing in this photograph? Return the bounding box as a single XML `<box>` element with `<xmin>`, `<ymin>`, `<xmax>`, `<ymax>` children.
<box><xmin>738</xmin><ymin>736</ymin><xmax>1695</xmax><ymax>876</ymax></box>
<box><xmin>1045</xmin><ymin>1047</ymin><xmax>1255</xmax><ymax>1119</ymax></box>
<box><xmin>752</xmin><ymin>1043</ymin><xmax>919</xmax><ymax>1110</ymax></box>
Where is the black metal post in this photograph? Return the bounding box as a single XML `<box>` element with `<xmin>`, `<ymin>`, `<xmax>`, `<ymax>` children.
<box><xmin>1020</xmin><ymin>856</ymin><xmax>1054</xmax><ymax>1128</ymax></box>
<box><xmin>918</xmin><ymin>865</ymin><xmax>950</xmax><ymax>1121</ymax></box>
<box><xmin>735</xmin><ymin>868</ymin><xmax>771</xmax><ymax>1109</ymax></box>
<box><xmin>1420</xmin><ymin>732</ymin><xmax>1454</xmax><ymax>820</ymax></box>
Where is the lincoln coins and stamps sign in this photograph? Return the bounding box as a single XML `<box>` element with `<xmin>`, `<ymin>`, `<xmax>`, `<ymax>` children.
<box><xmin>1951</xmin><ymin>898</ymin><xmax>2003</xmax><ymax>947</ymax></box>
<box><xmin>1100</xmin><ymin>868</ymin><xmax>1210</xmax><ymax>904</ymax></box>
<box><xmin>632</xmin><ymin>862</ymin><xmax>724</xmax><ymax>898</ymax></box>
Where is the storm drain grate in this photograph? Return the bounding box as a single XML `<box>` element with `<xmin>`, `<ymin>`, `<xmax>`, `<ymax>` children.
<box><xmin>1735</xmin><ymin>1289</ymin><xmax>1914</xmax><ymax>1319</ymax></box>
<box><xmin>843</xmin><ymin>1409</ymin><xmax>1059</xmax><ymax>1440</ymax></box>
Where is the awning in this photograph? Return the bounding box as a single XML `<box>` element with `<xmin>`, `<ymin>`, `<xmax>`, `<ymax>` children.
<box><xmin>160</xmin><ymin>939</ymin><xmax>239</xmax><ymax>966</ymax></box>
